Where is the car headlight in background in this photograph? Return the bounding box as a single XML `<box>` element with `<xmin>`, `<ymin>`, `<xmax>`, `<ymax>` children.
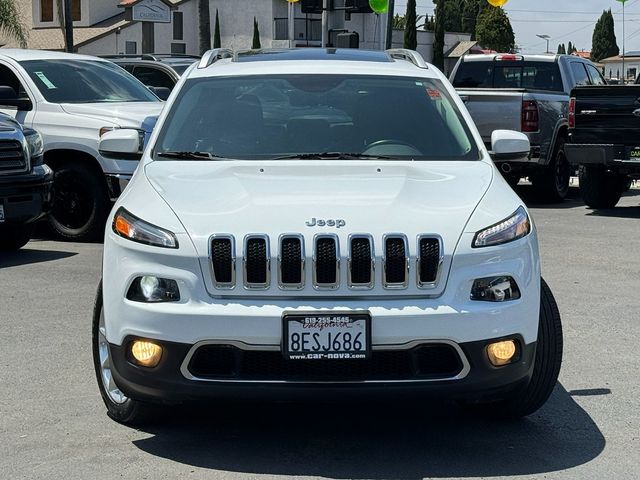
<box><xmin>113</xmin><ymin>207</ymin><xmax>178</xmax><ymax>248</ymax></box>
<box><xmin>24</xmin><ymin>129</ymin><xmax>44</xmax><ymax>162</ymax></box>
<box><xmin>473</xmin><ymin>206</ymin><xmax>531</xmax><ymax>248</ymax></box>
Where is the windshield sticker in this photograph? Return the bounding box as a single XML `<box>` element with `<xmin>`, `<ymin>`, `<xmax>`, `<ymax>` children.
<box><xmin>427</xmin><ymin>88</ymin><xmax>441</xmax><ymax>100</ymax></box>
<box><xmin>35</xmin><ymin>72</ymin><xmax>57</xmax><ymax>90</ymax></box>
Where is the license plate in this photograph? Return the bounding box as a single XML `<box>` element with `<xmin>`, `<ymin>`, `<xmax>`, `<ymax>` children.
<box><xmin>283</xmin><ymin>313</ymin><xmax>371</xmax><ymax>360</ymax></box>
<box><xmin>0</xmin><ymin>204</ymin><xmax>4</xmax><ymax>223</ymax></box>
<box><xmin>626</xmin><ymin>147</ymin><xmax>640</xmax><ymax>161</ymax></box>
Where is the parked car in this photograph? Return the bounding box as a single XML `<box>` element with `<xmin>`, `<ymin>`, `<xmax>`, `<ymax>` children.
<box><xmin>0</xmin><ymin>113</ymin><xmax>52</xmax><ymax>250</ymax></box>
<box><xmin>565</xmin><ymin>85</ymin><xmax>640</xmax><ymax>208</ymax></box>
<box><xmin>450</xmin><ymin>53</ymin><xmax>606</xmax><ymax>201</ymax></box>
<box><xmin>0</xmin><ymin>49</ymin><xmax>164</xmax><ymax>241</ymax></box>
<box><xmin>93</xmin><ymin>48</ymin><xmax>563</xmax><ymax>425</ymax></box>
<box><xmin>102</xmin><ymin>54</ymin><xmax>200</xmax><ymax>99</ymax></box>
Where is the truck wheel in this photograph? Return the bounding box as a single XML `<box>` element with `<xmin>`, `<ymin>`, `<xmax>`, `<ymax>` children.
<box><xmin>92</xmin><ymin>282</ymin><xmax>154</xmax><ymax>425</ymax></box>
<box><xmin>48</xmin><ymin>161</ymin><xmax>110</xmax><ymax>242</ymax></box>
<box><xmin>0</xmin><ymin>223</ymin><xmax>34</xmax><ymax>250</ymax></box>
<box><xmin>464</xmin><ymin>278</ymin><xmax>563</xmax><ymax>418</ymax></box>
<box><xmin>531</xmin><ymin>138</ymin><xmax>570</xmax><ymax>203</ymax></box>
<box><xmin>579</xmin><ymin>165</ymin><xmax>625</xmax><ymax>209</ymax></box>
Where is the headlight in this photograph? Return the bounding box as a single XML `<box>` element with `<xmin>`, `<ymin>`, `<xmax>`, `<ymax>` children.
<box><xmin>113</xmin><ymin>207</ymin><xmax>178</xmax><ymax>248</ymax></box>
<box><xmin>24</xmin><ymin>130</ymin><xmax>44</xmax><ymax>160</ymax></box>
<box><xmin>473</xmin><ymin>206</ymin><xmax>531</xmax><ymax>248</ymax></box>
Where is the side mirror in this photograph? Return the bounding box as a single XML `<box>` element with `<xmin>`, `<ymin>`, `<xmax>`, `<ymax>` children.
<box><xmin>0</xmin><ymin>86</ymin><xmax>33</xmax><ymax>111</ymax></box>
<box><xmin>99</xmin><ymin>129</ymin><xmax>141</xmax><ymax>159</ymax></box>
<box><xmin>148</xmin><ymin>86</ymin><xmax>171</xmax><ymax>101</ymax></box>
<box><xmin>491</xmin><ymin>130</ymin><xmax>530</xmax><ymax>161</ymax></box>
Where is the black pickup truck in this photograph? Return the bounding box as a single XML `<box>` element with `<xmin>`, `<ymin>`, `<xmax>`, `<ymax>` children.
<box><xmin>0</xmin><ymin>114</ymin><xmax>53</xmax><ymax>250</ymax></box>
<box><xmin>565</xmin><ymin>86</ymin><xmax>640</xmax><ymax>208</ymax></box>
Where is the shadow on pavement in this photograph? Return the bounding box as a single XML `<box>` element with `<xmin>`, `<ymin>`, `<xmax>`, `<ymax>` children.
<box><xmin>585</xmin><ymin>205</ymin><xmax>640</xmax><ymax>219</ymax></box>
<box><xmin>516</xmin><ymin>185</ymin><xmax>585</xmax><ymax>210</ymax></box>
<box><xmin>0</xmin><ymin>249</ymin><xmax>77</xmax><ymax>268</ymax></box>
<box><xmin>132</xmin><ymin>383</ymin><xmax>605</xmax><ymax>478</ymax></box>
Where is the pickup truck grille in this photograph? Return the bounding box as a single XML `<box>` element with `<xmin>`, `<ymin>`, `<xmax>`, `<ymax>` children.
<box><xmin>0</xmin><ymin>141</ymin><xmax>27</xmax><ymax>174</ymax></box>
<box><xmin>208</xmin><ymin>233</ymin><xmax>443</xmax><ymax>292</ymax></box>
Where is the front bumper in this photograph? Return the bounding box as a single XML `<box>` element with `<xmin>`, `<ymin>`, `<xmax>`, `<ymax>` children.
<box><xmin>109</xmin><ymin>336</ymin><xmax>536</xmax><ymax>404</ymax></box>
<box><xmin>0</xmin><ymin>165</ymin><xmax>53</xmax><ymax>224</ymax></box>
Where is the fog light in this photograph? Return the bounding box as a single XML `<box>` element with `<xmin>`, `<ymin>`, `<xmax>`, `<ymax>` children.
<box><xmin>471</xmin><ymin>276</ymin><xmax>520</xmax><ymax>302</ymax></box>
<box><xmin>127</xmin><ymin>276</ymin><xmax>180</xmax><ymax>303</ymax></box>
<box><xmin>130</xmin><ymin>340</ymin><xmax>163</xmax><ymax>367</ymax></box>
<box><xmin>487</xmin><ymin>340</ymin><xmax>517</xmax><ymax>366</ymax></box>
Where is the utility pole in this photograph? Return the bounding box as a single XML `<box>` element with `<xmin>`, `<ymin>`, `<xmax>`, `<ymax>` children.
<box><xmin>385</xmin><ymin>0</ymin><xmax>395</xmax><ymax>49</ymax></box>
<box><xmin>63</xmin><ymin>0</ymin><xmax>74</xmax><ymax>52</ymax></box>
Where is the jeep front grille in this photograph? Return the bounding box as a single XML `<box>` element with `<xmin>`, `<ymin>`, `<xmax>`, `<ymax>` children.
<box><xmin>209</xmin><ymin>234</ymin><xmax>442</xmax><ymax>291</ymax></box>
<box><xmin>0</xmin><ymin>141</ymin><xmax>27</xmax><ymax>174</ymax></box>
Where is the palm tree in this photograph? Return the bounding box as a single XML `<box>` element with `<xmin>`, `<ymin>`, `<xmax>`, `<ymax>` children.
<box><xmin>0</xmin><ymin>0</ymin><xmax>27</xmax><ymax>48</ymax></box>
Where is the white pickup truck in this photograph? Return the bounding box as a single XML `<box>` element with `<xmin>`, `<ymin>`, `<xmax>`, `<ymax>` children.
<box><xmin>0</xmin><ymin>50</ymin><xmax>164</xmax><ymax>241</ymax></box>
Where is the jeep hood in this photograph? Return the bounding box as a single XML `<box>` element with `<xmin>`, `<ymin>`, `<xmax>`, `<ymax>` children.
<box><xmin>144</xmin><ymin>160</ymin><xmax>494</xmax><ymax>296</ymax></box>
<box><xmin>60</xmin><ymin>102</ymin><xmax>164</xmax><ymax>130</ymax></box>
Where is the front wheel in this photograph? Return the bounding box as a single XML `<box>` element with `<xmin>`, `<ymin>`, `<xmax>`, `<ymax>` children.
<box><xmin>92</xmin><ymin>282</ymin><xmax>154</xmax><ymax>425</ymax></box>
<box><xmin>48</xmin><ymin>161</ymin><xmax>110</xmax><ymax>242</ymax></box>
<box><xmin>491</xmin><ymin>278</ymin><xmax>563</xmax><ymax>418</ymax></box>
<box><xmin>0</xmin><ymin>223</ymin><xmax>34</xmax><ymax>250</ymax></box>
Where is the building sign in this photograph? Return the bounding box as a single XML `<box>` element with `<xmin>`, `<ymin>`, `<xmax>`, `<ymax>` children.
<box><xmin>132</xmin><ymin>0</ymin><xmax>171</xmax><ymax>23</ymax></box>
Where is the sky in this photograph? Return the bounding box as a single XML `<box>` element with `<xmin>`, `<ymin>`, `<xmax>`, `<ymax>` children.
<box><xmin>393</xmin><ymin>0</ymin><xmax>640</xmax><ymax>54</ymax></box>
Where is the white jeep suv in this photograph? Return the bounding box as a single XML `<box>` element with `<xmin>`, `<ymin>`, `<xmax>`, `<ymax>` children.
<box><xmin>93</xmin><ymin>48</ymin><xmax>562</xmax><ymax>424</ymax></box>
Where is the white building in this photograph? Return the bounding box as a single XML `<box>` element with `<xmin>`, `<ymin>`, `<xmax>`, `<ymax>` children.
<box><xmin>600</xmin><ymin>52</ymin><xmax>640</xmax><ymax>82</ymax></box>
<box><xmin>1</xmin><ymin>0</ymin><xmax>469</xmax><ymax>67</ymax></box>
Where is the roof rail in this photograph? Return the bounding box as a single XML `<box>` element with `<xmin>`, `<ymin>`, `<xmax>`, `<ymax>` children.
<box><xmin>198</xmin><ymin>48</ymin><xmax>235</xmax><ymax>69</ymax></box>
<box><xmin>385</xmin><ymin>49</ymin><xmax>429</xmax><ymax>69</ymax></box>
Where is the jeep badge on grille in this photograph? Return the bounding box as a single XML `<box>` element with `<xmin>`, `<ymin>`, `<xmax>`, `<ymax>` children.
<box><xmin>305</xmin><ymin>218</ymin><xmax>346</xmax><ymax>228</ymax></box>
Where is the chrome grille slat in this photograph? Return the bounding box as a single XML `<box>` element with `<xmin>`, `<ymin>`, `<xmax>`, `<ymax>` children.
<box><xmin>348</xmin><ymin>234</ymin><xmax>374</xmax><ymax>289</ymax></box>
<box><xmin>278</xmin><ymin>234</ymin><xmax>305</xmax><ymax>290</ymax></box>
<box><xmin>243</xmin><ymin>234</ymin><xmax>270</xmax><ymax>289</ymax></box>
<box><xmin>210</xmin><ymin>235</ymin><xmax>236</xmax><ymax>289</ymax></box>
<box><xmin>417</xmin><ymin>235</ymin><xmax>443</xmax><ymax>289</ymax></box>
<box><xmin>313</xmin><ymin>234</ymin><xmax>339</xmax><ymax>290</ymax></box>
<box><xmin>383</xmin><ymin>234</ymin><xmax>409</xmax><ymax>289</ymax></box>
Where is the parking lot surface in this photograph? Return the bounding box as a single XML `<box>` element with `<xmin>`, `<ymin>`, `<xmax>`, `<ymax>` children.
<box><xmin>1</xmin><ymin>185</ymin><xmax>639</xmax><ymax>480</ymax></box>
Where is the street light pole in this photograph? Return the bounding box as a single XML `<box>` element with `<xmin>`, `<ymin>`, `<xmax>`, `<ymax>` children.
<box><xmin>536</xmin><ymin>34</ymin><xmax>550</xmax><ymax>54</ymax></box>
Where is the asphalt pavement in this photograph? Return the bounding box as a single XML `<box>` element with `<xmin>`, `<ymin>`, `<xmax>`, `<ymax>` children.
<box><xmin>1</xmin><ymin>185</ymin><xmax>639</xmax><ymax>480</ymax></box>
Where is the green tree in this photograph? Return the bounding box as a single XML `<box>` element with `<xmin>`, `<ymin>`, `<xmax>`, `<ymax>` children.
<box><xmin>213</xmin><ymin>9</ymin><xmax>221</xmax><ymax>48</ymax></box>
<box><xmin>404</xmin><ymin>0</ymin><xmax>417</xmax><ymax>50</ymax></box>
<box><xmin>567</xmin><ymin>41</ymin><xmax>573</xmax><ymax>54</ymax></box>
<box><xmin>198</xmin><ymin>0</ymin><xmax>211</xmax><ymax>54</ymax></box>
<box><xmin>393</xmin><ymin>13</ymin><xmax>406</xmax><ymax>30</ymax></box>
<box><xmin>0</xmin><ymin>0</ymin><xmax>27</xmax><ymax>47</ymax></box>
<box><xmin>442</xmin><ymin>0</ymin><xmax>463</xmax><ymax>33</ymax></box>
<box><xmin>475</xmin><ymin>6</ymin><xmax>515</xmax><ymax>53</ymax></box>
<box><xmin>591</xmin><ymin>9</ymin><xmax>619</xmax><ymax>62</ymax></box>
<box><xmin>252</xmin><ymin>17</ymin><xmax>261</xmax><ymax>49</ymax></box>
<box><xmin>433</xmin><ymin>0</ymin><xmax>445</xmax><ymax>69</ymax></box>
<box><xmin>461</xmin><ymin>0</ymin><xmax>488</xmax><ymax>39</ymax></box>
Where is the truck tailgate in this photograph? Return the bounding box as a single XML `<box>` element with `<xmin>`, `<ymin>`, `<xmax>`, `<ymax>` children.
<box><xmin>457</xmin><ymin>89</ymin><xmax>524</xmax><ymax>142</ymax></box>
<box><xmin>571</xmin><ymin>85</ymin><xmax>640</xmax><ymax>144</ymax></box>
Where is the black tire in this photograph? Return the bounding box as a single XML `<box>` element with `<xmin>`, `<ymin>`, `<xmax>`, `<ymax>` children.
<box><xmin>48</xmin><ymin>161</ymin><xmax>110</xmax><ymax>242</ymax></box>
<box><xmin>0</xmin><ymin>223</ymin><xmax>34</xmax><ymax>250</ymax></box>
<box><xmin>92</xmin><ymin>281</ymin><xmax>154</xmax><ymax>425</ymax></box>
<box><xmin>579</xmin><ymin>165</ymin><xmax>626</xmax><ymax>209</ymax></box>
<box><xmin>531</xmin><ymin>137</ymin><xmax>571</xmax><ymax>203</ymax></box>
<box><xmin>491</xmin><ymin>278</ymin><xmax>563</xmax><ymax>418</ymax></box>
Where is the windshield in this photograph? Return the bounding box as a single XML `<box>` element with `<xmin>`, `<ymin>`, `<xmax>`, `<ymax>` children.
<box><xmin>21</xmin><ymin>59</ymin><xmax>159</xmax><ymax>103</ymax></box>
<box><xmin>155</xmin><ymin>75</ymin><xmax>479</xmax><ymax>161</ymax></box>
<box><xmin>453</xmin><ymin>61</ymin><xmax>564</xmax><ymax>92</ymax></box>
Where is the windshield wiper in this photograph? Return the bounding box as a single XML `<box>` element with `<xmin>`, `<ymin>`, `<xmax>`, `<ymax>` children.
<box><xmin>273</xmin><ymin>152</ymin><xmax>394</xmax><ymax>160</ymax></box>
<box><xmin>156</xmin><ymin>151</ymin><xmax>225</xmax><ymax>160</ymax></box>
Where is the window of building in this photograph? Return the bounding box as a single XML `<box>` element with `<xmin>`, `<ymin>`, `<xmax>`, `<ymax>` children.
<box><xmin>72</xmin><ymin>0</ymin><xmax>81</xmax><ymax>21</ymax></box>
<box><xmin>125</xmin><ymin>41</ymin><xmax>137</xmax><ymax>54</ymax></box>
<box><xmin>41</xmin><ymin>0</ymin><xmax>53</xmax><ymax>22</ymax></box>
<box><xmin>171</xmin><ymin>43</ymin><xmax>186</xmax><ymax>54</ymax></box>
<box><xmin>173</xmin><ymin>12</ymin><xmax>183</xmax><ymax>41</ymax></box>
